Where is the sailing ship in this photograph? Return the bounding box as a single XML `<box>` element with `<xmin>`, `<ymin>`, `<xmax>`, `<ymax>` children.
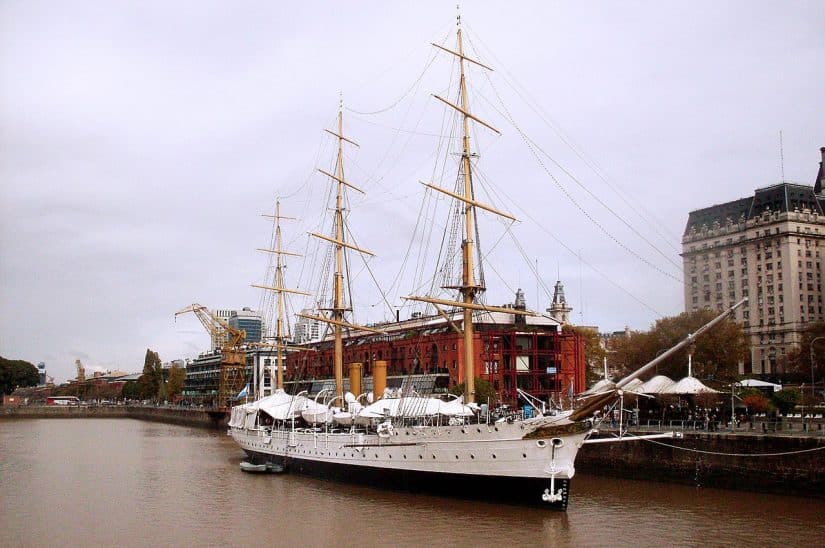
<box><xmin>228</xmin><ymin>18</ymin><xmax>744</xmax><ymax>510</ymax></box>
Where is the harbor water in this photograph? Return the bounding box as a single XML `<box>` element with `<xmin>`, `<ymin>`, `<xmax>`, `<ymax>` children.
<box><xmin>1</xmin><ymin>419</ymin><xmax>823</xmax><ymax>547</ymax></box>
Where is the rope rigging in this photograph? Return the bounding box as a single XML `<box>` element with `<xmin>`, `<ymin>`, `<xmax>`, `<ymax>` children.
<box><xmin>464</xmin><ymin>26</ymin><xmax>683</xmax><ymax>253</ymax></box>
<box><xmin>480</xmin><ymin>74</ymin><xmax>683</xmax><ymax>284</ymax></box>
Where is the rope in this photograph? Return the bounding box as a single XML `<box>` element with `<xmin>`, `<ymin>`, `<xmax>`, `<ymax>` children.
<box><xmin>482</xmin><ymin>73</ymin><xmax>683</xmax><ymax>284</ymax></box>
<box><xmin>626</xmin><ymin>432</ymin><xmax>825</xmax><ymax>457</ymax></box>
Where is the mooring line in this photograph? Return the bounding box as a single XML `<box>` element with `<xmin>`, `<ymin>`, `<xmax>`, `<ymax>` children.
<box><xmin>628</xmin><ymin>433</ymin><xmax>825</xmax><ymax>457</ymax></box>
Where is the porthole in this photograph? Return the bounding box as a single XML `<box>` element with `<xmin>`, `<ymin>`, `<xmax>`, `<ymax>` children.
<box><xmin>374</xmin><ymin>454</ymin><xmax>378</xmax><ymax>458</ymax></box>
<box><xmin>494</xmin><ymin>427</ymin><xmax>499</xmax><ymax>432</ymax></box>
<box><xmin>536</xmin><ymin>440</ymin><xmax>547</xmax><ymax>448</ymax></box>
<box><xmin>522</xmin><ymin>453</ymin><xmax>527</xmax><ymax>458</ymax></box>
<box><xmin>389</xmin><ymin>455</ymin><xmax>392</xmax><ymax>459</ymax></box>
<box><xmin>470</xmin><ymin>454</ymin><xmax>475</xmax><ymax>459</ymax></box>
<box><xmin>403</xmin><ymin>455</ymin><xmax>407</xmax><ymax>459</ymax></box>
<box><xmin>432</xmin><ymin>454</ymin><xmax>436</xmax><ymax>459</ymax></box>
<box><xmin>455</xmin><ymin>455</ymin><xmax>459</xmax><ymax>459</ymax></box>
<box><xmin>492</xmin><ymin>454</ymin><xmax>497</xmax><ymax>459</ymax></box>
<box><xmin>477</xmin><ymin>428</ymin><xmax>481</xmax><ymax>433</ymax></box>
<box><xmin>419</xmin><ymin>455</ymin><xmax>423</xmax><ymax>459</ymax></box>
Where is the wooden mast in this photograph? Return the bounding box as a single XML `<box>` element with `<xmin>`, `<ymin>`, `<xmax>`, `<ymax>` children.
<box><xmin>312</xmin><ymin>103</ymin><xmax>383</xmax><ymax>401</ymax></box>
<box><xmin>405</xmin><ymin>15</ymin><xmax>527</xmax><ymax>403</ymax></box>
<box><xmin>253</xmin><ymin>202</ymin><xmax>307</xmax><ymax>394</ymax></box>
<box><xmin>273</xmin><ymin>200</ymin><xmax>289</xmax><ymax>392</ymax></box>
<box><xmin>456</xmin><ymin>20</ymin><xmax>479</xmax><ymax>404</ymax></box>
<box><xmin>332</xmin><ymin>106</ymin><xmax>347</xmax><ymax>401</ymax></box>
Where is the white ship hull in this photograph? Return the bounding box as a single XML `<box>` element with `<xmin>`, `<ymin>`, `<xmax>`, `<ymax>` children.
<box><xmin>229</xmin><ymin>419</ymin><xmax>590</xmax><ymax>509</ymax></box>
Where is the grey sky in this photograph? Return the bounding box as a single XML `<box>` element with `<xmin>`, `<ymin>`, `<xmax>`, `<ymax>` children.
<box><xmin>1</xmin><ymin>1</ymin><xmax>822</xmax><ymax>382</ymax></box>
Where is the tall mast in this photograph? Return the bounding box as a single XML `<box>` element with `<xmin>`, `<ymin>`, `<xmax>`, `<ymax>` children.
<box><xmin>273</xmin><ymin>200</ymin><xmax>287</xmax><ymax>391</ymax></box>
<box><xmin>333</xmin><ymin>106</ymin><xmax>346</xmax><ymax>399</ymax></box>
<box><xmin>456</xmin><ymin>19</ymin><xmax>479</xmax><ymax>404</ymax></box>
<box><xmin>404</xmin><ymin>15</ymin><xmax>533</xmax><ymax>403</ymax></box>
<box><xmin>303</xmin><ymin>103</ymin><xmax>384</xmax><ymax>402</ymax></box>
<box><xmin>253</xmin><ymin>203</ymin><xmax>307</xmax><ymax>394</ymax></box>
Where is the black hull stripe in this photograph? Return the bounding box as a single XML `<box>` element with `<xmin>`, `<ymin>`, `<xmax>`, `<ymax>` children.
<box><xmin>245</xmin><ymin>450</ymin><xmax>570</xmax><ymax>510</ymax></box>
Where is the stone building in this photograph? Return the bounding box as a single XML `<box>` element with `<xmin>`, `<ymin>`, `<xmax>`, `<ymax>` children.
<box><xmin>682</xmin><ymin>147</ymin><xmax>825</xmax><ymax>375</ymax></box>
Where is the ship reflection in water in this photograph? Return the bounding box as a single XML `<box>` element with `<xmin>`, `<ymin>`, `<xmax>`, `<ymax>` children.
<box><xmin>1</xmin><ymin>419</ymin><xmax>822</xmax><ymax>547</ymax></box>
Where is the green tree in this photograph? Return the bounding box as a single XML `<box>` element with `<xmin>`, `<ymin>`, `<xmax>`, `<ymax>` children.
<box><xmin>0</xmin><ymin>356</ymin><xmax>39</xmax><ymax>395</ymax></box>
<box><xmin>450</xmin><ymin>377</ymin><xmax>498</xmax><ymax>407</ymax></box>
<box><xmin>121</xmin><ymin>381</ymin><xmax>141</xmax><ymax>400</ymax></box>
<box><xmin>138</xmin><ymin>349</ymin><xmax>162</xmax><ymax>400</ymax></box>
<box><xmin>771</xmin><ymin>388</ymin><xmax>801</xmax><ymax>416</ymax></box>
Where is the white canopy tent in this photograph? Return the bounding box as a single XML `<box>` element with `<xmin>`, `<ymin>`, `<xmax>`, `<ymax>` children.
<box><xmin>662</xmin><ymin>376</ymin><xmax>718</xmax><ymax>395</ymax></box>
<box><xmin>642</xmin><ymin>375</ymin><xmax>676</xmax><ymax>394</ymax></box>
<box><xmin>738</xmin><ymin>379</ymin><xmax>782</xmax><ymax>392</ymax></box>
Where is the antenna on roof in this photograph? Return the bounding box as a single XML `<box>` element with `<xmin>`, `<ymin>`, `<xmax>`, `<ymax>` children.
<box><xmin>779</xmin><ymin>130</ymin><xmax>786</xmax><ymax>184</ymax></box>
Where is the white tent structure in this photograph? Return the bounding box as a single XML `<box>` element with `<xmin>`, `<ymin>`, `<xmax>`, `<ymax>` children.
<box><xmin>738</xmin><ymin>379</ymin><xmax>782</xmax><ymax>392</ymax></box>
<box><xmin>621</xmin><ymin>378</ymin><xmax>645</xmax><ymax>394</ymax></box>
<box><xmin>642</xmin><ymin>375</ymin><xmax>676</xmax><ymax>394</ymax></box>
<box><xmin>662</xmin><ymin>376</ymin><xmax>718</xmax><ymax>395</ymax></box>
<box><xmin>582</xmin><ymin>379</ymin><xmax>616</xmax><ymax>395</ymax></box>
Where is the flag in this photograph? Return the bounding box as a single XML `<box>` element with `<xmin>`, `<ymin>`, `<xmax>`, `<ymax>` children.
<box><xmin>237</xmin><ymin>384</ymin><xmax>249</xmax><ymax>399</ymax></box>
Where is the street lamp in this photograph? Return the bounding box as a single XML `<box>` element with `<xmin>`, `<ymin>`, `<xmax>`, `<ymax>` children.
<box><xmin>809</xmin><ymin>337</ymin><xmax>825</xmax><ymax>404</ymax></box>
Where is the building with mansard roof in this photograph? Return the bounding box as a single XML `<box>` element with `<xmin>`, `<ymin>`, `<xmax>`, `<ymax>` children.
<box><xmin>682</xmin><ymin>147</ymin><xmax>825</xmax><ymax>376</ymax></box>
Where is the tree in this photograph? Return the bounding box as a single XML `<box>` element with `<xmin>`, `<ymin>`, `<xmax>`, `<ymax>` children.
<box><xmin>608</xmin><ymin>309</ymin><xmax>746</xmax><ymax>382</ymax></box>
<box><xmin>781</xmin><ymin>322</ymin><xmax>825</xmax><ymax>384</ymax></box>
<box><xmin>0</xmin><ymin>356</ymin><xmax>39</xmax><ymax>395</ymax></box>
<box><xmin>564</xmin><ymin>326</ymin><xmax>607</xmax><ymax>386</ymax></box>
<box><xmin>771</xmin><ymin>388</ymin><xmax>801</xmax><ymax>416</ymax></box>
<box><xmin>450</xmin><ymin>377</ymin><xmax>498</xmax><ymax>407</ymax></box>
<box><xmin>741</xmin><ymin>391</ymin><xmax>772</xmax><ymax>415</ymax></box>
<box><xmin>166</xmin><ymin>364</ymin><xmax>186</xmax><ymax>400</ymax></box>
<box><xmin>122</xmin><ymin>381</ymin><xmax>141</xmax><ymax>400</ymax></box>
<box><xmin>138</xmin><ymin>349</ymin><xmax>162</xmax><ymax>400</ymax></box>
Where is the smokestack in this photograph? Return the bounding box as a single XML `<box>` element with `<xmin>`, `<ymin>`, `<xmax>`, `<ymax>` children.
<box><xmin>373</xmin><ymin>360</ymin><xmax>387</xmax><ymax>401</ymax></box>
<box><xmin>348</xmin><ymin>362</ymin><xmax>362</xmax><ymax>398</ymax></box>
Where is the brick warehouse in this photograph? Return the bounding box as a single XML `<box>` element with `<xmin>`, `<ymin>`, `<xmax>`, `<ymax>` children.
<box><xmin>285</xmin><ymin>306</ymin><xmax>586</xmax><ymax>407</ymax></box>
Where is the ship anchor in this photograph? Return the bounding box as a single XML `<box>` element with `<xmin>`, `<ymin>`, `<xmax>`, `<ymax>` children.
<box><xmin>542</xmin><ymin>439</ymin><xmax>565</xmax><ymax>504</ymax></box>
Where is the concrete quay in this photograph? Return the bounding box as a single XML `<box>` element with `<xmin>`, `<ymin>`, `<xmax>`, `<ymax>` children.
<box><xmin>0</xmin><ymin>404</ymin><xmax>228</xmax><ymax>430</ymax></box>
<box><xmin>577</xmin><ymin>429</ymin><xmax>825</xmax><ymax>498</ymax></box>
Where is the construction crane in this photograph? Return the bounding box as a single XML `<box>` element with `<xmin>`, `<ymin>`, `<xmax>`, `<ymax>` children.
<box><xmin>175</xmin><ymin>303</ymin><xmax>247</xmax><ymax>410</ymax></box>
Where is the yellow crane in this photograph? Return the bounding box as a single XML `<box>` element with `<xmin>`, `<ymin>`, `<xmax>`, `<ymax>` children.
<box><xmin>175</xmin><ymin>303</ymin><xmax>247</xmax><ymax>410</ymax></box>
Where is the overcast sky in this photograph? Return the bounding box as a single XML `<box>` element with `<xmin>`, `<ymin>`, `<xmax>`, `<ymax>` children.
<box><xmin>1</xmin><ymin>1</ymin><xmax>822</xmax><ymax>382</ymax></box>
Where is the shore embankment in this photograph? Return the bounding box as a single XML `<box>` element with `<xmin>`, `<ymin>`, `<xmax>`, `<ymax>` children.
<box><xmin>0</xmin><ymin>405</ymin><xmax>228</xmax><ymax>430</ymax></box>
<box><xmin>577</xmin><ymin>429</ymin><xmax>825</xmax><ymax>498</ymax></box>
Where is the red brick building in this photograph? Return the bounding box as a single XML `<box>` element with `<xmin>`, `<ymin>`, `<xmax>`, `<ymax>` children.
<box><xmin>286</xmin><ymin>309</ymin><xmax>586</xmax><ymax>406</ymax></box>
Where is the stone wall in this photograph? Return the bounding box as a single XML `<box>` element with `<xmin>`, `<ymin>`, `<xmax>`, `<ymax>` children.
<box><xmin>577</xmin><ymin>432</ymin><xmax>825</xmax><ymax>498</ymax></box>
<box><xmin>0</xmin><ymin>405</ymin><xmax>228</xmax><ymax>430</ymax></box>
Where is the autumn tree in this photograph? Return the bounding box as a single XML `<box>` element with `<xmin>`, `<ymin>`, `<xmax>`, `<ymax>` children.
<box><xmin>564</xmin><ymin>326</ymin><xmax>607</xmax><ymax>385</ymax></box>
<box><xmin>780</xmin><ymin>321</ymin><xmax>825</xmax><ymax>384</ymax></box>
<box><xmin>608</xmin><ymin>308</ymin><xmax>746</xmax><ymax>382</ymax></box>
<box><xmin>165</xmin><ymin>363</ymin><xmax>186</xmax><ymax>400</ymax></box>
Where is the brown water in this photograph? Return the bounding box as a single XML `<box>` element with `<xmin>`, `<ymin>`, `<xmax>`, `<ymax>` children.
<box><xmin>1</xmin><ymin>419</ymin><xmax>822</xmax><ymax>547</ymax></box>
